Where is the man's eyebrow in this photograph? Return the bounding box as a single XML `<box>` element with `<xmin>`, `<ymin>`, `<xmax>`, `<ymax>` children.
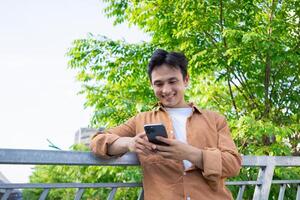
<box><xmin>153</xmin><ymin>77</ymin><xmax>178</xmax><ymax>84</ymax></box>
<box><xmin>168</xmin><ymin>77</ymin><xmax>178</xmax><ymax>81</ymax></box>
<box><xmin>153</xmin><ymin>80</ymin><xmax>163</xmax><ymax>85</ymax></box>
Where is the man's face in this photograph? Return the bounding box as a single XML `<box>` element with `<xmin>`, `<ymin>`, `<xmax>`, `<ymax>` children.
<box><xmin>151</xmin><ymin>64</ymin><xmax>189</xmax><ymax>108</ymax></box>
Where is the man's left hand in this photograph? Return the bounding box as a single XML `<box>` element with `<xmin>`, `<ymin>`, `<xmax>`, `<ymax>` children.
<box><xmin>154</xmin><ymin>136</ymin><xmax>203</xmax><ymax>169</ymax></box>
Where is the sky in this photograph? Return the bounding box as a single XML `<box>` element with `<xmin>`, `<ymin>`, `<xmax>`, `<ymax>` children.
<box><xmin>0</xmin><ymin>0</ymin><xmax>149</xmax><ymax>183</ymax></box>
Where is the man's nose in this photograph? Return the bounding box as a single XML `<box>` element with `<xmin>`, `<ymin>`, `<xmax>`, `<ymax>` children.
<box><xmin>162</xmin><ymin>84</ymin><xmax>172</xmax><ymax>94</ymax></box>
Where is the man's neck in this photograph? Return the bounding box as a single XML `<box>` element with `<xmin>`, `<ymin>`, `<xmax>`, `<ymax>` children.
<box><xmin>163</xmin><ymin>102</ymin><xmax>190</xmax><ymax>109</ymax></box>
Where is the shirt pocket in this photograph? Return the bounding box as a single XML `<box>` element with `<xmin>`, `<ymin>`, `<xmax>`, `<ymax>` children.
<box><xmin>188</xmin><ymin>128</ymin><xmax>218</xmax><ymax>149</ymax></box>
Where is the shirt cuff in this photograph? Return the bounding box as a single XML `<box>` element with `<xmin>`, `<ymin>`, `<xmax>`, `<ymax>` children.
<box><xmin>90</xmin><ymin>133</ymin><xmax>121</xmax><ymax>159</ymax></box>
<box><xmin>201</xmin><ymin>147</ymin><xmax>222</xmax><ymax>191</ymax></box>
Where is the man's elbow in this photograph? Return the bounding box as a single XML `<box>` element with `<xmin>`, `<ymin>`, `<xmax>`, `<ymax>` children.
<box><xmin>222</xmin><ymin>154</ymin><xmax>242</xmax><ymax>178</ymax></box>
<box><xmin>89</xmin><ymin>139</ymin><xmax>96</xmax><ymax>152</ymax></box>
<box><xmin>89</xmin><ymin>135</ymin><xmax>107</xmax><ymax>158</ymax></box>
<box><xmin>90</xmin><ymin>138</ymin><xmax>100</xmax><ymax>156</ymax></box>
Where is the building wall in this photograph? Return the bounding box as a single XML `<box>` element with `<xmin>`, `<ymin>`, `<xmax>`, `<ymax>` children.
<box><xmin>74</xmin><ymin>127</ymin><xmax>100</xmax><ymax>146</ymax></box>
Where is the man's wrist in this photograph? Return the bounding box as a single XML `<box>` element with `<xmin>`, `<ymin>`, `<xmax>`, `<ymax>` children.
<box><xmin>188</xmin><ymin>146</ymin><xmax>203</xmax><ymax>169</ymax></box>
<box><xmin>108</xmin><ymin>137</ymin><xmax>133</xmax><ymax>156</ymax></box>
<box><xmin>127</xmin><ymin>137</ymin><xmax>134</xmax><ymax>152</ymax></box>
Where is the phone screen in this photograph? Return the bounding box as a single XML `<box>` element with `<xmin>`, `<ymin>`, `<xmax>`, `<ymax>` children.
<box><xmin>144</xmin><ymin>123</ymin><xmax>169</xmax><ymax>146</ymax></box>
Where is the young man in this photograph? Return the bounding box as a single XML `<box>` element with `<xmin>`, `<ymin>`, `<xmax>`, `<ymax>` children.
<box><xmin>90</xmin><ymin>49</ymin><xmax>241</xmax><ymax>200</ymax></box>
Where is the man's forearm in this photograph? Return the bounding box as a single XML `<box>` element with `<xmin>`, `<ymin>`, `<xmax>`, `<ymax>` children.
<box><xmin>107</xmin><ymin>137</ymin><xmax>132</xmax><ymax>156</ymax></box>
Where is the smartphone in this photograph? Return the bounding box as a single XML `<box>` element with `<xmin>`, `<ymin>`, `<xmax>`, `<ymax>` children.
<box><xmin>144</xmin><ymin>123</ymin><xmax>169</xmax><ymax>146</ymax></box>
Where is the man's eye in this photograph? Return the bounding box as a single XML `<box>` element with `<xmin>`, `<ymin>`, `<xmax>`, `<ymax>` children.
<box><xmin>155</xmin><ymin>83</ymin><xmax>163</xmax><ymax>87</ymax></box>
<box><xmin>169</xmin><ymin>80</ymin><xmax>177</xmax><ymax>84</ymax></box>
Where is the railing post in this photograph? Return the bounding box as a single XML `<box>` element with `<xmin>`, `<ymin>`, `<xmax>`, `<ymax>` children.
<box><xmin>107</xmin><ymin>188</ymin><xmax>117</xmax><ymax>200</ymax></box>
<box><xmin>236</xmin><ymin>185</ymin><xmax>245</xmax><ymax>200</ymax></box>
<box><xmin>1</xmin><ymin>189</ymin><xmax>12</xmax><ymax>200</ymax></box>
<box><xmin>252</xmin><ymin>157</ymin><xmax>275</xmax><ymax>200</ymax></box>
<box><xmin>278</xmin><ymin>184</ymin><xmax>286</xmax><ymax>200</ymax></box>
<box><xmin>137</xmin><ymin>188</ymin><xmax>144</xmax><ymax>200</ymax></box>
<box><xmin>39</xmin><ymin>188</ymin><xmax>50</xmax><ymax>200</ymax></box>
<box><xmin>296</xmin><ymin>184</ymin><xmax>300</xmax><ymax>200</ymax></box>
<box><xmin>74</xmin><ymin>188</ymin><xmax>85</xmax><ymax>200</ymax></box>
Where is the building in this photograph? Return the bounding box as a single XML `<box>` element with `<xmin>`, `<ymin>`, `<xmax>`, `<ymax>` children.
<box><xmin>0</xmin><ymin>172</ymin><xmax>22</xmax><ymax>200</ymax></box>
<box><xmin>74</xmin><ymin>127</ymin><xmax>100</xmax><ymax>146</ymax></box>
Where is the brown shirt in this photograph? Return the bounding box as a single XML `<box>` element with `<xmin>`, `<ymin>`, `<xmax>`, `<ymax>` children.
<box><xmin>90</xmin><ymin>103</ymin><xmax>242</xmax><ymax>200</ymax></box>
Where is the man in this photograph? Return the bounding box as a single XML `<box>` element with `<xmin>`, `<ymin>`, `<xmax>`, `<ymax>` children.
<box><xmin>90</xmin><ymin>49</ymin><xmax>241</xmax><ymax>200</ymax></box>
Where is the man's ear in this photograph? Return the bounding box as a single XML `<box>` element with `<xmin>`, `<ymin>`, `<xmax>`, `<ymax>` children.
<box><xmin>184</xmin><ymin>75</ymin><xmax>190</xmax><ymax>87</ymax></box>
<box><xmin>150</xmin><ymin>79</ymin><xmax>154</xmax><ymax>87</ymax></box>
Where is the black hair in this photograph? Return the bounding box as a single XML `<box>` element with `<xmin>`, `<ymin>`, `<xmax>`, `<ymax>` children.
<box><xmin>147</xmin><ymin>49</ymin><xmax>188</xmax><ymax>80</ymax></box>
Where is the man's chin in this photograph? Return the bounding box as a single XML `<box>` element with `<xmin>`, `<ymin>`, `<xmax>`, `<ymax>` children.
<box><xmin>161</xmin><ymin>101</ymin><xmax>176</xmax><ymax>108</ymax></box>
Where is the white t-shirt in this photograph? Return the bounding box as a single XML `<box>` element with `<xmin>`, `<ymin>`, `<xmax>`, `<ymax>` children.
<box><xmin>166</xmin><ymin>107</ymin><xmax>193</xmax><ymax>170</ymax></box>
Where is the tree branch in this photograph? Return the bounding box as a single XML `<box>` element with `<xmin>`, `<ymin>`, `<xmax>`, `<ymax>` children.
<box><xmin>263</xmin><ymin>0</ymin><xmax>276</xmax><ymax>118</ymax></box>
<box><xmin>227</xmin><ymin>78</ymin><xmax>239</xmax><ymax>118</ymax></box>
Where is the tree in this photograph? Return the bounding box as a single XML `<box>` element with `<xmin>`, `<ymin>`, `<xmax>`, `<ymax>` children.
<box><xmin>27</xmin><ymin>1</ymin><xmax>300</xmax><ymax>199</ymax></box>
<box><xmin>103</xmin><ymin>0</ymin><xmax>300</xmax><ymax>123</ymax></box>
<box><xmin>67</xmin><ymin>36</ymin><xmax>156</xmax><ymax>127</ymax></box>
<box><xmin>68</xmin><ymin>0</ymin><xmax>300</xmax><ymax>156</ymax></box>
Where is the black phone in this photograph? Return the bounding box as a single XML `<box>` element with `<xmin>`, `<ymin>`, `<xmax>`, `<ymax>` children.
<box><xmin>144</xmin><ymin>123</ymin><xmax>169</xmax><ymax>146</ymax></box>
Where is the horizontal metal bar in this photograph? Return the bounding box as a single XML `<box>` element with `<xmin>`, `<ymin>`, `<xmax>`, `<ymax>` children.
<box><xmin>272</xmin><ymin>180</ymin><xmax>300</xmax><ymax>184</ymax></box>
<box><xmin>0</xmin><ymin>183</ymin><xmax>142</xmax><ymax>189</ymax></box>
<box><xmin>225</xmin><ymin>181</ymin><xmax>261</xmax><ymax>186</ymax></box>
<box><xmin>0</xmin><ymin>181</ymin><xmax>271</xmax><ymax>189</ymax></box>
<box><xmin>242</xmin><ymin>155</ymin><xmax>300</xmax><ymax>166</ymax></box>
<box><xmin>1</xmin><ymin>181</ymin><xmax>298</xmax><ymax>190</ymax></box>
<box><xmin>273</xmin><ymin>156</ymin><xmax>300</xmax><ymax>166</ymax></box>
<box><xmin>225</xmin><ymin>180</ymin><xmax>300</xmax><ymax>187</ymax></box>
<box><xmin>0</xmin><ymin>149</ymin><xmax>299</xmax><ymax>167</ymax></box>
<box><xmin>0</xmin><ymin>149</ymin><xmax>139</xmax><ymax>166</ymax></box>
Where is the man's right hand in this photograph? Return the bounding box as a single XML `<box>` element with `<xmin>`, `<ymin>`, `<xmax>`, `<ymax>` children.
<box><xmin>128</xmin><ymin>132</ymin><xmax>156</xmax><ymax>155</ymax></box>
<box><xmin>107</xmin><ymin>132</ymin><xmax>156</xmax><ymax>156</ymax></box>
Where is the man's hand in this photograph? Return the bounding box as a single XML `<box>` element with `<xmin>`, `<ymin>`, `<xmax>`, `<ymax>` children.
<box><xmin>155</xmin><ymin>136</ymin><xmax>203</xmax><ymax>169</ymax></box>
<box><xmin>128</xmin><ymin>132</ymin><xmax>156</xmax><ymax>155</ymax></box>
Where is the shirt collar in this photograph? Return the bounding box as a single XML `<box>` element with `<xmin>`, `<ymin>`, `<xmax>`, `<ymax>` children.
<box><xmin>152</xmin><ymin>102</ymin><xmax>202</xmax><ymax>114</ymax></box>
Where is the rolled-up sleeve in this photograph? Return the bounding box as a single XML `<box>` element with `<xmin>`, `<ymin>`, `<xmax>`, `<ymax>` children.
<box><xmin>90</xmin><ymin>116</ymin><xmax>137</xmax><ymax>158</ymax></box>
<box><xmin>201</xmin><ymin>114</ymin><xmax>242</xmax><ymax>187</ymax></box>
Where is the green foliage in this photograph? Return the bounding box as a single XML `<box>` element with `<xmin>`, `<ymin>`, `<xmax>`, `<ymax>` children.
<box><xmin>231</xmin><ymin>115</ymin><xmax>293</xmax><ymax>156</ymax></box>
<box><xmin>67</xmin><ymin>35</ymin><xmax>156</xmax><ymax>127</ymax></box>
<box><xmin>103</xmin><ymin>0</ymin><xmax>300</xmax><ymax>123</ymax></box>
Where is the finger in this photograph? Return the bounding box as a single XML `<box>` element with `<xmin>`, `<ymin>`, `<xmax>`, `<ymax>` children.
<box><xmin>135</xmin><ymin>141</ymin><xmax>156</xmax><ymax>154</ymax></box>
<box><xmin>135</xmin><ymin>143</ymin><xmax>146</xmax><ymax>151</ymax></box>
<box><xmin>155</xmin><ymin>145</ymin><xmax>171</xmax><ymax>152</ymax></box>
<box><xmin>139</xmin><ymin>132</ymin><xmax>156</xmax><ymax>149</ymax></box>
<box><xmin>156</xmin><ymin>136</ymin><xmax>172</xmax><ymax>145</ymax></box>
<box><xmin>136</xmin><ymin>149</ymin><xmax>147</xmax><ymax>156</ymax></box>
<box><xmin>156</xmin><ymin>151</ymin><xmax>173</xmax><ymax>159</ymax></box>
<box><xmin>137</xmin><ymin>132</ymin><xmax>146</xmax><ymax>138</ymax></box>
<box><xmin>136</xmin><ymin>147</ymin><xmax>155</xmax><ymax>156</ymax></box>
<box><xmin>142</xmin><ymin>134</ymin><xmax>149</xmax><ymax>141</ymax></box>
<box><xmin>142</xmin><ymin>148</ymin><xmax>155</xmax><ymax>155</ymax></box>
<box><xmin>137</xmin><ymin>137</ymin><xmax>156</xmax><ymax>150</ymax></box>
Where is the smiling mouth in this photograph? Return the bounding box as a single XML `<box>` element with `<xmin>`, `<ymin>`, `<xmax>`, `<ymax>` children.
<box><xmin>162</xmin><ymin>93</ymin><xmax>176</xmax><ymax>100</ymax></box>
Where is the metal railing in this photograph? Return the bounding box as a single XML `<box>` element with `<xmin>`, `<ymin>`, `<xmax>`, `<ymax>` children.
<box><xmin>0</xmin><ymin>148</ymin><xmax>299</xmax><ymax>200</ymax></box>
